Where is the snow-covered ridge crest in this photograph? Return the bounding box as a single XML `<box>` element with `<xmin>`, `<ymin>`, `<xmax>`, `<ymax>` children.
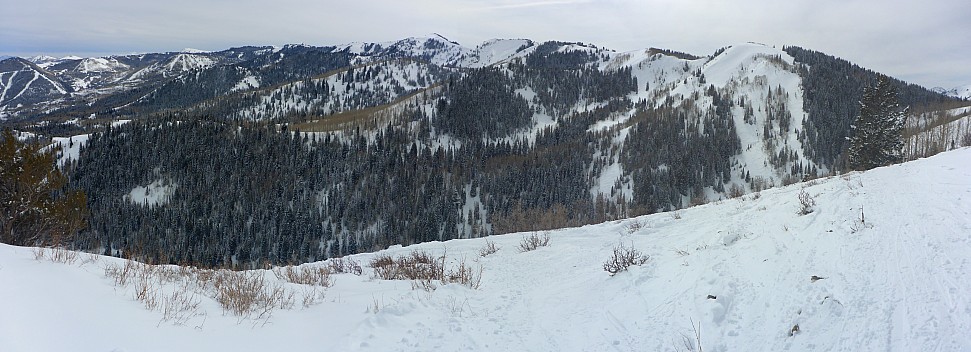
<box><xmin>934</xmin><ymin>84</ymin><xmax>971</xmax><ymax>100</ymax></box>
<box><xmin>75</xmin><ymin>57</ymin><xmax>130</xmax><ymax>73</ymax></box>
<box><xmin>335</xmin><ymin>34</ymin><xmax>473</xmax><ymax>67</ymax></box>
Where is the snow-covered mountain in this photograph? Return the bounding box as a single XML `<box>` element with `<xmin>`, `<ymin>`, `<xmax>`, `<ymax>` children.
<box><xmin>127</xmin><ymin>53</ymin><xmax>217</xmax><ymax>80</ymax></box>
<box><xmin>934</xmin><ymin>84</ymin><xmax>971</xmax><ymax>100</ymax></box>
<box><xmin>0</xmin><ymin>57</ymin><xmax>71</xmax><ymax>112</ymax></box>
<box><xmin>3</xmin><ymin>147</ymin><xmax>969</xmax><ymax>351</ymax></box>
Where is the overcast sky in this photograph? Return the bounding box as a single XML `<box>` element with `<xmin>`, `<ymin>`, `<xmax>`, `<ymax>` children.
<box><xmin>2</xmin><ymin>0</ymin><xmax>968</xmax><ymax>88</ymax></box>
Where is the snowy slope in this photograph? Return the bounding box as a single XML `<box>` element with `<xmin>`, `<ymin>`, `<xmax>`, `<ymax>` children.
<box><xmin>336</xmin><ymin>34</ymin><xmax>472</xmax><ymax>67</ymax></box>
<box><xmin>948</xmin><ymin>84</ymin><xmax>971</xmax><ymax>100</ymax></box>
<box><xmin>0</xmin><ymin>58</ymin><xmax>70</xmax><ymax>109</ymax></box>
<box><xmin>235</xmin><ymin>59</ymin><xmax>445</xmax><ymax>120</ymax></box>
<box><xmin>586</xmin><ymin>43</ymin><xmax>817</xmax><ymax>202</ymax></box>
<box><xmin>2</xmin><ymin>148</ymin><xmax>970</xmax><ymax>352</ymax></box>
<box><xmin>460</xmin><ymin>39</ymin><xmax>536</xmax><ymax>67</ymax></box>
<box><xmin>75</xmin><ymin>57</ymin><xmax>129</xmax><ymax>73</ymax></box>
<box><xmin>128</xmin><ymin>53</ymin><xmax>216</xmax><ymax>80</ymax></box>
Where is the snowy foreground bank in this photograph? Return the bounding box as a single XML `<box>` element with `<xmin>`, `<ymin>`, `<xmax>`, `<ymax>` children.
<box><xmin>2</xmin><ymin>149</ymin><xmax>970</xmax><ymax>352</ymax></box>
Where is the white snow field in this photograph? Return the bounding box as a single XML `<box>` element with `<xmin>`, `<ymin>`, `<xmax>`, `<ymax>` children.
<box><xmin>2</xmin><ymin>149</ymin><xmax>971</xmax><ymax>352</ymax></box>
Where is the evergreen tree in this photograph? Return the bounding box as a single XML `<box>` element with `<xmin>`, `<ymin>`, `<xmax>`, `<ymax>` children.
<box><xmin>848</xmin><ymin>76</ymin><xmax>905</xmax><ymax>170</ymax></box>
<box><xmin>0</xmin><ymin>129</ymin><xmax>87</xmax><ymax>246</ymax></box>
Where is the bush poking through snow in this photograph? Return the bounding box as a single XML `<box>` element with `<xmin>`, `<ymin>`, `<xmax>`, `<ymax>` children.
<box><xmin>327</xmin><ymin>257</ymin><xmax>363</xmax><ymax>275</ymax></box>
<box><xmin>101</xmin><ymin>258</ymin><xmax>325</xmax><ymax>324</ymax></box>
<box><xmin>479</xmin><ymin>240</ymin><xmax>499</xmax><ymax>257</ymax></box>
<box><xmin>213</xmin><ymin>270</ymin><xmax>293</xmax><ymax>317</ymax></box>
<box><xmin>272</xmin><ymin>265</ymin><xmax>332</xmax><ymax>287</ymax></box>
<box><xmin>444</xmin><ymin>260</ymin><xmax>483</xmax><ymax>289</ymax></box>
<box><xmin>624</xmin><ymin>220</ymin><xmax>644</xmax><ymax>235</ymax></box>
<box><xmin>728</xmin><ymin>183</ymin><xmax>745</xmax><ymax>199</ymax></box>
<box><xmin>603</xmin><ymin>243</ymin><xmax>649</xmax><ymax>275</ymax></box>
<box><xmin>798</xmin><ymin>189</ymin><xmax>816</xmax><ymax>215</ymax></box>
<box><xmin>369</xmin><ymin>250</ymin><xmax>482</xmax><ymax>290</ymax></box>
<box><xmin>519</xmin><ymin>232</ymin><xmax>551</xmax><ymax>252</ymax></box>
<box><xmin>32</xmin><ymin>247</ymin><xmax>79</xmax><ymax>264</ymax></box>
<box><xmin>369</xmin><ymin>250</ymin><xmax>443</xmax><ymax>281</ymax></box>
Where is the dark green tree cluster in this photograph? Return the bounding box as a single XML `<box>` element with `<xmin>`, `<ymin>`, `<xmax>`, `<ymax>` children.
<box><xmin>622</xmin><ymin>99</ymin><xmax>740</xmax><ymax>212</ymax></box>
<box><xmin>434</xmin><ymin>67</ymin><xmax>532</xmax><ymax>139</ymax></box>
<box><xmin>848</xmin><ymin>76</ymin><xmax>905</xmax><ymax>170</ymax></box>
<box><xmin>68</xmin><ymin>119</ymin><xmax>472</xmax><ymax>266</ymax></box>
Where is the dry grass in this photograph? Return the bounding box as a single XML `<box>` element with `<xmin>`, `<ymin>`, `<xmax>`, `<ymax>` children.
<box><xmin>369</xmin><ymin>249</ymin><xmax>483</xmax><ymax>290</ymax></box>
<box><xmin>212</xmin><ymin>270</ymin><xmax>294</xmax><ymax>318</ymax></box>
<box><xmin>160</xmin><ymin>287</ymin><xmax>202</xmax><ymax>325</ymax></box>
<box><xmin>102</xmin><ymin>259</ymin><xmax>206</xmax><ymax>325</ymax></box>
<box><xmin>272</xmin><ymin>265</ymin><xmax>332</xmax><ymax>287</ymax></box>
<box><xmin>370</xmin><ymin>250</ymin><xmax>443</xmax><ymax>281</ymax></box>
<box><xmin>100</xmin><ymin>257</ymin><xmax>330</xmax><ymax>325</ymax></box>
<box><xmin>444</xmin><ymin>260</ymin><xmax>483</xmax><ymax>289</ymax></box>
<box><xmin>32</xmin><ymin>247</ymin><xmax>79</xmax><ymax>264</ymax></box>
<box><xmin>300</xmin><ymin>286</ymin><xmax>327</xmax><ymax>308</ymax></box>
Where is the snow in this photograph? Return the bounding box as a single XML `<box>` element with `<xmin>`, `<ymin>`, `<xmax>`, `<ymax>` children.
<box><xmin>230</xmin><ymin>75</ymin><xmax>260</xmax><ymax>92</ymax></box>
<box><xmin>237</xmin><ymin>60</ymin><xmax>440</xmax><ymax>120</ymax></box>
<box><xmin>165</xmin><ymin>54</ymin><xmax>215</xmax><ymax>72</ymax></box>
<box><xmin>701</xmin><ymin>43</ymin><xmax>793</xmax><ymax>86</ymax></box>
<box><xmin>0</xmin><ymin>70</ymin><xmax>21</xmax><ymax>104</ymax></box>
<box><xmin>335</xmin><ymin>35</ymin><xmax>472</xmax><ymax>67</ymax></box>
<box><xmin>129</xmin><ymin>54</ymin><xmax>216</xmax><ymax>81</ymax></box>
<box><xmin>0</xmin><ymin>60</ymin><xmax>67</xmax><ymax>106</ymax></box>
<box><xmin>946</xmin><ymin>84</ymin><xmax>971</xmax><ymax>100</ymax></box>
<box><xmin>125</xmin><ymin>180</ymin><xmax>177</xmax><ymax>207</ymax></box>
<box><xmin>50</xmin><ymin>134</ymin><xmax>90</xmax><ymax>166</ymax></box>
<box><xmin>3</xmin><ymin>148</ymin><xmax>970</xmax><ymax>351</ymax></box>
<box><xmin>76</xmin><ymin>57</ymin><xmax>129</xmax><ymax>73</ymax></box>
<box><xmin>461</xmin><ymin>39</ymin><xmax>535</xmax><ymax>68</ymax></box>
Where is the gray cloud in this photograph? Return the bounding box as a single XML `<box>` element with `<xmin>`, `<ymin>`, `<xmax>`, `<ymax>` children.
<box><xmin>1</xmin><ymin>0</ymin><xmax>968</xmax><ymax>88</ymax></box>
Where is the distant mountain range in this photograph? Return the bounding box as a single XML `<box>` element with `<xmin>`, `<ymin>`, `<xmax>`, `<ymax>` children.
<box><xmin>0</xmin><ymin>35</ymin><xmax>964</xmax><ymax>125</ymax></box>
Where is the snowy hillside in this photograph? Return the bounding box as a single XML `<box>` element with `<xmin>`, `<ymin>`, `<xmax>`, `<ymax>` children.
<box><xmin>948</xmin><ymin>84</ymin><xmax>971</xmax><ymax>100</ymax></box>
<box><xmin>128</xmin><ymin>53</ymin><xmax>216</xmax><ymax>80</ymax></box>
<box><xmin>3</xmin><ymin>148</ymin><xmax>969</xmax><ymax>352</ymax></box>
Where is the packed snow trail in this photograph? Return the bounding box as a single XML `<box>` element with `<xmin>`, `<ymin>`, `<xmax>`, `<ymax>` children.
<box><xmin>1</xmin><ymin>149</ymin><xmax>970</xmax><ymax>352</ymax></box>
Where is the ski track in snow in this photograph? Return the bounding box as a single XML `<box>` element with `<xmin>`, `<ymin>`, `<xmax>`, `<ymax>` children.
<box><xmin>0</xmin><ymin>70</ymin><xmax>16</xmax><ymax>103</ymax></box>
<box><xmin>6</xmin><ymin>71</ymin><xmax>39</xmax><ymax>103</ymax></box>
